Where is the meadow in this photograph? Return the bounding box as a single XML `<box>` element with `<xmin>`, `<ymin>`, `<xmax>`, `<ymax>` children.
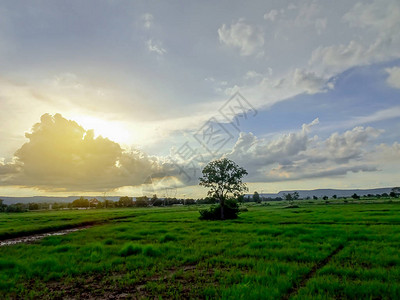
<box><xmin>1</xmin><ymin>201</ymin><xmax>400</xmax><ymax>299</ymax></box>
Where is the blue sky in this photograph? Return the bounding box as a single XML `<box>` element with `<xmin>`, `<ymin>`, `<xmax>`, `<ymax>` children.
<box><xmin>0</xmin><ymin>0</ymin><xmax>399</xmax><ymax>197</ymax></box>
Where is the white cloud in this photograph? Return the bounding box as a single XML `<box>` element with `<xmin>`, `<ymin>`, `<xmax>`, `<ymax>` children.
<box><xmin>373</xmin><ymin>142</ymin><xmax>400</xmax><ymax>163</ymax></box>
<box><xmin>309</xmin><ymin>37</ymin><xmax>400</xmax><ymax>77</ymax></box>
<box><xmin>318</xmin><ymin>106</ymin><xmax>400</xmax><ymax>134</ymax></box>
<box><xmin>343</xmin><ymin>0</ymin><xmax>400</xmax><ymax>32</ymax></box>
<box><xmin>142</xmin><ymin>13</ymin><xmax>154</xmax><ymax>29</ymax></box>
<box><xmin>146</xmin><ymin>39</ymin><xmax>166</xmax><ymax>55</ymax></box>
<box><xmin>218</xmin><ymin>19</ymin><xmax>264</xmax><ymax>56</ymax></box>
<box><xmin>227</xmin><ymin>118</ymin><xmax>319</xmax><ymax>174</ymax></box>
<box><xmin>0</xmin><ymin>114</ymin><xmax>165</xmax><ymax>192</ymax></box>
<box><xmin>309</xmin><ymin>0</ymin><xmax>400</xmax><ymax>77</ymax></box>
<box><xmin>294</xmin><ymin>2</ymin><xmax>323</xmax><ymax>30</ymax></box>
<box><xmin>323</xmin><ymin>126</ymin><xmax>382</xmax><ymax>163</ymax></box>
<box><xmin>264</xmin><ymin>9</ymin><xmax>279</xmax><ymax>22</ymax></box>
<box><xmin>226</xmin><ymin>121</ymin><xmax>382</xmax><ymax>182</ymax></box>
<box><xmin>292</xmin><ymin>68</ymin><xmax>329</xmax><ymax>94</ymax></box>
<box><xmin>385</xmin><ymin>66</ymin><xmax>400</xmax><ymax>89</ymax></box>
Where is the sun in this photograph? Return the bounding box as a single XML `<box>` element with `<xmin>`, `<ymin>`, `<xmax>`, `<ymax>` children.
<box><xmin>69</xmin><ymin>114</ymin><xmax>132</xmax><ymax>146</ymax></box>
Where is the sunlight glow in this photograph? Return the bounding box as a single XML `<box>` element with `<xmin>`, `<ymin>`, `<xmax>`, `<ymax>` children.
<box><xmin>69</xmin><ymin>115</ymin><xmax>133</xmax><ymax>146</ymax></box>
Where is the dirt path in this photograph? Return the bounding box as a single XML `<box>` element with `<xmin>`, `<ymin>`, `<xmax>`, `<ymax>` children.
<box><xmin>0</xmin><ymin>215</ymin><xmax>135</xmax><ymax>246</ymax></box>
<box><xmin>0</xmin><ymin>225</ymin><xmax>92</xmax><ymax>247</ymax></box>
<box><xmin>281</xmin><ymin>243</ymin><xmax>345</xmax><ymax>300</ymax></box>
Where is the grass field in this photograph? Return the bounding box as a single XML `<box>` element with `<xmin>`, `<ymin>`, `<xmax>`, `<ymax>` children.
<box><xmin>1</xmin><ymin>201</ymin><xmax>400</xmax><ymax>299</ymax></box>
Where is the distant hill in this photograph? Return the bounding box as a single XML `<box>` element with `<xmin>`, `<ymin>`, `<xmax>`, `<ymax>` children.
<box><xmin>1</xmin><ymin>187</ymin><xmax>396</xmax><ymax>205</ymax></box>
<box><xmin>249</xmin><ymin>187</ymin><xmax>394</xmax><ymax>199</ymax></box>
<box><xmin>0</xmin><ymin>196</ymin><xmax>122</xmax><ymax>205</ymax></box>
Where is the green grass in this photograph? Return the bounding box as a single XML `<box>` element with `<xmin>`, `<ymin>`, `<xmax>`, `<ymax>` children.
<box><xmin>0</xmin><ymin>208</ymin><xmax>140</xmax><ymax>239</ymax></box>
<box><xmin>1</xmin><ymin>201</ymin><xmax>400</xmax><ymax>298</ymax></box>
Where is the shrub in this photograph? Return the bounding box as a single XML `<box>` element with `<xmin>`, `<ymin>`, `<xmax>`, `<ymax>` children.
<box><xmin>199</xmin><ymin>198</ymin><xmax>240</xmax><ymax>220</ymax></box>
<box><xmin>119</xmin><ymin>243</ymin><xmax>142</xmax><ymax>257</ymax></box>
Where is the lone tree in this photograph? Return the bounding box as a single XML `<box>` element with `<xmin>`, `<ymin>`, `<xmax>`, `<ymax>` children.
<box><xmin>253</xmin><ymin>191</ymin><xmax>261</xmax><ymax>203</ymax></box>
<box><xmin>199</xmin><ymin>158</ymin><xmax>248</xmax><ymax>219</ymax></box>
<box><xmin>284</xmin><ymin>191</ymin><xmax>299</xmax><ymax>205</ymax></box>
<box><xmin>391</xmin><ymin>187</ymin><xmax>400</xmax><ymax>198</ymax></box>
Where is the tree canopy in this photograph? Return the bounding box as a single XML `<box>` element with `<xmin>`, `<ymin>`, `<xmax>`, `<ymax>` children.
<box><xmin>199</xmin><ymin>158</ymin><xmax>248</xmax><ymax>219</ymax></box>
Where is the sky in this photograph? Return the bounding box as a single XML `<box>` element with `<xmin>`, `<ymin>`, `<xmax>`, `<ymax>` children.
<box><xmin>0</xmin><ymin>0</ymin><xmax>400</xmax><ymax>198</ymax></box>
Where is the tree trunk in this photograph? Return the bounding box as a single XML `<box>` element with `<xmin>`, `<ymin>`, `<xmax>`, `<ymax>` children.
<box><xmin>220</xmin><ymin>197</ymin><xmax>225</xmax><ymax>220</ymax></box>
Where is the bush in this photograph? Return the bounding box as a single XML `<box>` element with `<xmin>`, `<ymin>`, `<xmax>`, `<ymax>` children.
<box><xmin>199</xmin><ymin>198</ymin><xmax>240</xmax><ymax>220</ymax></box>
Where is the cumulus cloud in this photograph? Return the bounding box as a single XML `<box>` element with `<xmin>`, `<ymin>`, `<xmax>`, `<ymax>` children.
<box><xmin>146</xmin><ymin>39</ymin><xmax>166</xmax><ymax>55</ymax></box>
<box><xmin>292</xmin><ymin>68</ymin><xmax>330</xmax><ymax>94</ymax></box>
<box><xmin>226</xmin><ymin>120</ymin><xmax>382</xmax><ymax>182</ymax></box>
<box><xmin>371</xmin><ymin>142</ymin><xmax>400</xmax><ymax>163</ymax></box>
<box><xmin>323</xmin><ymin>126</ymin><xmax>382</xmax><ymax>163</ymax></box>
<box><xmin>255</xmin><ymin>67</ymin><xmax>331</xmax><ymax>100</ymax></box>
<box><xmin>362</xmin><ymin>142</ymin><xmax>400</xmax><ymax>185</ymax></box>
<box><xmin>218</xmin><ymin>19</ymin><xmax>264</xmax><ymax>56</ymax></box>
<box><xmin>0</xmin><ymin>114</ymin><xmax>391</xmax><ymax>191</ymax></box>
<box><xmin>385</xmin><ymin>66</ymin><xmax>400</xmax><ymax>89</ymax></box>
<box><xmin>227</xmin><ymin>118</ymin><xmax>319</xmax><ymax>175</ymax></box>
<box><xmin>0</xmin><ymin>114</ymin><xmax>164</xmax><ymax>192</ymax></box>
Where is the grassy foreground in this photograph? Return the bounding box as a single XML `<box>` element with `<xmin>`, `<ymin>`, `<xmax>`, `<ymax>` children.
<box><xmin>1</xmin><ymin>202</ymin><xmax>400</xmax><ymax>299</ymax></box>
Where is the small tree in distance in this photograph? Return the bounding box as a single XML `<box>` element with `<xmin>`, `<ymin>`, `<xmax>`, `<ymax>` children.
<box><xmin>284</xmin><ymin>192</ymin><xmax>299</xmax><ymax>206</ymax></box>
<box><xmin>391</xmin><ymin>187</ymin><xmax>400</xmax><ymax>198</ymax></box>
<box><xmin>199</xmin><ymin>158</ymin><xmax>248</xmax><ymax>220</ymax></box>
<box><xmin>253</xmin><ymin>191</ymin><xmax>261</xmax><ymax>203</ymax></box>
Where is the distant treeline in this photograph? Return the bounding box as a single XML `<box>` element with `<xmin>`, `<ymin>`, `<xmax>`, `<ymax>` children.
<box><xmin>0</xmin><ymin>195</ymin><xmax>213</xmax><ymax>212</ymax></box>
<box><xmin>1</xmin><ymin>188</ymin><xmax>399</xmax><ymax>213</ymax></box>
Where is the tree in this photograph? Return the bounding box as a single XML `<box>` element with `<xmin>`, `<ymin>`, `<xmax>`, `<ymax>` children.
<box><xmin>103</xmin><ymin>199</ymin><xmax>115</xmax><ymax>208</ymax></box>
<box><xmin>284</xmin><ymin>192</ymin><xmax>299</xmax><ymax>205</ymax></box>
<box><xmin>135</xmin><ymin>196</ymin><xmax>149</xmax><ymax>207</ymax></box>
<box><xmin>199</xmin><ymin>158</ymin><xmax>248</xmax><ymax>220</ymax></box>
<box><xmin>313</xmin><ymin>195</ymin><xmax>318</xmax><ymax>200</ymax></box>
<box><xmin>323</xmin><ymin>196</ymin><xmax>328</xmax><ymax>200</ymax></box>
<box><xmin>72</xmin><ymin>197</ymin><xmax>89</xmax><ymax>208</ymax></box>
<box><xmin>28</xmin><ymin>203</ymin><xmax>39</xmax><ymax>210</ymax></box>
<box><xmin>119</xmin><ymin>196</ymin><xmax>133</xmax><ymax>207</ymax></box>
<box><xmin>0</xmin><ymin>199</ymin><xmax>6</xmax><ymax>212</ymax></box>
<box><xmin>351</xmin><ymin>193</ymin><xmax>360</xmax><ymax>200</ymax></box>
<box><xmin>332</xmin><ymin>195</ymin><xmax>337</xmax><ymax>199</ymax></box>
<box><xmin>253</xmin><ymin>191</ymin><xmax>261</xmax><ymax>203</ymax></box>
<box><xmin>151</xmin><ymin>194</ymin><xmax>158</xmax><ymax>205</ymax></box>
<box><xmin>391</xmin><ymin>187</ymin><xmax>400</xmax><ymax>198</ymax></box>
<box><xmin>284</xmin><ymin>193</ymin><xmax>293</xmax><ymax>202</ymax></box>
